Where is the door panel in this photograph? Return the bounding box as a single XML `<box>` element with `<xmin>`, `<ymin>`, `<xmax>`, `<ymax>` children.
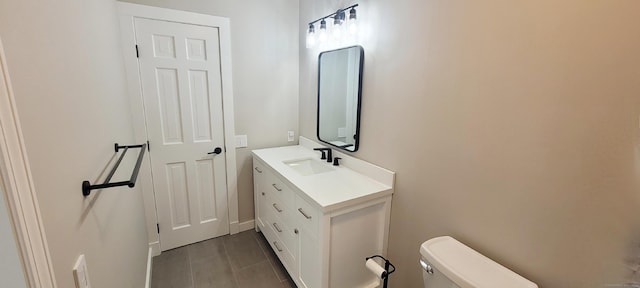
<box><xmin>166</xmin><ymin>162</ymin><xmax>190</xmax><ymax>228</ymax></box>
<box><xmin>156</xmin><ymin>68</ymin><xmax>183</xmax><ymax>144</ymax></box>
<box><xmin>195</xmin><ymin>159</ymin><xmax>216</xmax><ymax>222</ymax></box>
<box><xmin>189</xmin><ymin>70</ymin><xmax>213</xmax><ymax>142</ymax></box>
<box><xmin>135</xmin><ymin>17</ymin><xmax>229</xmax><ymax>251</ymax></box>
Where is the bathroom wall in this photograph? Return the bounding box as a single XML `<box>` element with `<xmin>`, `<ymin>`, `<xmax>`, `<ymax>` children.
<box><xmin>0</xmin><ymin>186</ymin><xmax>27</xmax><ymax>288</ymax></box>
<box><xmin>120</xmin><ymin>0</ymin><xmax>300</xmax><ymax>223</ymax></box>
<box><xmin>0</xmin><ymin>0</ymin><xmax>149</xmax><ymax>287</ymax></box>
<box><xmin>301</xmin><ymin>1</ymin><xmax>640</xmax><ymax>287</ymax></box>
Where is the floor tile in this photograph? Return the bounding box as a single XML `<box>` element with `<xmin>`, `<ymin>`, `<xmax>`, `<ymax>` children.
<box><xmin>151</xmin><ymin>231</ymin><xmax>297</xmax><ymax>288</ymax></box>
<box><xmin>223</xmin><ymin>230</ymin><xmax>268</xmax><ymax>271</ymax></box>
<box><xmin>255</xmin><ymin>232</ymin><xmax>289</xmax><ymax>282</ymax></box>
<box><xmin>235</xmin><ymin>260</ymin><xmax>283</xmax><ymax>288</ymax></box>
<box><xmin>154</xmin><ymin>245</ymin><xmax>189</xmax><ymax>264</ymax></box>
<box><xmin>151</xmin><ymin>247</ymin><xmax>192</xmax><ymax>288</ymax></box>
<box><xmin>191</xmin><ymin>256</ymin><xmax>237</xmax><ymax>288</ymax></box>
<box><xmin>188</xmin><ymin>237</ymin><xmax>226</xmax><ymax>263</ymax></box>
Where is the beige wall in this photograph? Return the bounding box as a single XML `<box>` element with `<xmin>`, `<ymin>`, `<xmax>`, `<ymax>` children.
<box><xmin>301</xmin><ymin>1</ymin><xmax>640</xmax><ymax>287</ymax></box>
<box><xmin>120</xmin><ymin>0</ymin><xmax>300</xmax><ymax>223</ymax></box>
<box><xmin>0</xmin><ymin>0</ymin><xmax>148</xmax><ymax>287</ymax></box>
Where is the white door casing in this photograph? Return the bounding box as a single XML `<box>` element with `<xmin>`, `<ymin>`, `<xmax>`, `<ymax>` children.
<box><xmin>0</xmin><ymin>37</ymin><xmax>57</xmax><ymax>288</ymax></box>
<box><xmin>117</xmin><ymin>3</ymin><xmax>239</xmax><ymax>254</ymax></box>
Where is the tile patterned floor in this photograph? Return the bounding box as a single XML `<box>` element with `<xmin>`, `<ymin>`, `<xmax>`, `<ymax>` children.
<box><xmin>151</xmin><ymin>230</ymin><xmax>297</xmax><ymax>288</ymax></box>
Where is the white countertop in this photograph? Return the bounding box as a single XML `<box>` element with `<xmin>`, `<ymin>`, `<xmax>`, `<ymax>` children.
<box><xmin>252</xmin><ymin>144</ymin><xmax>393</xmax><ymax>212</ymax></box>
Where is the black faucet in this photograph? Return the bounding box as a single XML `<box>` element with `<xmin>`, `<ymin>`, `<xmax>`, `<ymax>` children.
<box><xmin>313</xmin><ymin>148</ymin><xmax>332</xmax><ymax>163</ymax></box>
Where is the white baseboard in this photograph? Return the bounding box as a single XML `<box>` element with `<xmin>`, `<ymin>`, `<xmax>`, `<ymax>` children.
<box><xmin>229</xmin><ymin>220</ymin><xmax>239</xmax><ymax>234</ymax></box>
<box><xmin>238</xmin><ymin>219</ymin><xmax>255</xmax><ymax>232</ymax></box>
<box><xmin>145</xmin><ymin>247</ymin><xmax>153</xmax><ymax>288</ymax></box>
<box><xmin>149</xmin><ymin>241</ymin><xmax>160</xmax><ymax>257</ymax></box>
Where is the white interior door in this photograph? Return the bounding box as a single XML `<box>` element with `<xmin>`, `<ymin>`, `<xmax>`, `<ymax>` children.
<box><xmin>135</xmin><ymin>17</ymin><xmax>229</xmax><ymax>251</ymax></box>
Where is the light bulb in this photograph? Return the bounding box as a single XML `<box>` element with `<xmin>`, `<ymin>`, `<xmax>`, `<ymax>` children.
<box><xmin>348</xmin><ymin>7</ymin><xmax>358</xmax><ymax>35</ymax></box>
<box><xmin>331</xmin><ymin>9</ymin><xmax>346</xmax><ymax>44</ymax></box>
<box><xmin>332</xmin><ymin>23</ymin><xmax>342</xmax><ymax>40</ymax></box>
<box><xmin>318</xmin><ymin>19</ymin><xmax>327</xmax><ymax>43</ymax></box>
<box><xmin>348</xmin><ymin>20</ymin><xmax>358</xmax><ymax>35</ymax></box>
<box><xmin>306</xmin><ymin>33</ymin><xmax>315</xmax><ymax>48</ymax></box>
<box><xmin>333</xmin><ymin>9</ymin><xmax>345</xmax><ymax>26</ymax></box>
<box><xmin>306</xmin><ymin>24</ymin><xmax>316</xmax><ymax>48</ymax></box>
<box><xmin>318</xmin><ymin>31</ymin><xmax>327</xmax><ymax>43</ymax></box>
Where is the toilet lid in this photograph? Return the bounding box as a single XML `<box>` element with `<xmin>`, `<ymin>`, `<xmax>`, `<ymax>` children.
<box><xmin>420</xmin><ymin>236</ymin><xmax>538</xmax><ymax>288</ymax></box>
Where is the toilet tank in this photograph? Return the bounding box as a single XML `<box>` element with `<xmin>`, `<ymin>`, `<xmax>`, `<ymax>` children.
<box><xmin>419</xmin><ymin>236</ymin><xmax>537</xmax><ymax>288</ymax></box>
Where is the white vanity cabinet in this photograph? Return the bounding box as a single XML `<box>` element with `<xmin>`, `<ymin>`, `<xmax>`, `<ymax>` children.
<box><xmin>253</xmin><ymin>159</ymin><xmax>299</xmax><ymax>276</ymax></box>
<box><xmin>252</xmin><ymin>139</ymin><xmax>394</xmax><ymax>288</ymax></box>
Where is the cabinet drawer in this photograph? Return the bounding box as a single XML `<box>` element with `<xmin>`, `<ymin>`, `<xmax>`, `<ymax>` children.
<box><xmin>253</xmin><ymin>160</ymin><xmax>266</xmax><ymax>177</ymax></box>
<box><xmin>267</xmin><ymin>195</ymin><xmax>297</xmax><ymax>228</ymax></box>
<box><xmin>295</xmin><ymin>194</ymin><xmax>319</xmax><ymax>238</ymax></box>
<box><xmin>253</xmin><ymin>161</ymin><xmax>268</xmax><ymax>194</ymax></box>
<box><xmin>269</xmin><ymin>213</ymin><xmax>298</xmax><ymax>257</ymax></box>
<box><xmin>265</xmin><ymin>220</ymin><xmax>297</xmax><ymax>276</ymax></box>
<box><xmin>268</xmin><ymin>176</ymin><xmax>295</xmax><ymax>210</ymax></box>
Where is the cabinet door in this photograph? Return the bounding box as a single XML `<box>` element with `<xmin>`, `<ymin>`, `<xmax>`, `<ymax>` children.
<box><xmin>298</xmin><ymin>228</ymin><xmax>321</xmax><ymax>288</ymax></box>
<box><xmin>295</xmin><ymin>193</ymin><xmax>322</xmax><ymax>288</ymax></box>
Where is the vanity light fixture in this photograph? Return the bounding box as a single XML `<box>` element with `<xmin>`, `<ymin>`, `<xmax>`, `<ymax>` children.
<box><xmin>307</xmin><ymin>4</ymin><xmax>358</xmax><ymax>49</ymax></box>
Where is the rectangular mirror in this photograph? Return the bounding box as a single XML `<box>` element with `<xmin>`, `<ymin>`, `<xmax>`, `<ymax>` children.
<box><xmin>317</xmin><ymin>45</ymin><xmax>364</xmax><ymax>152</ymax></box>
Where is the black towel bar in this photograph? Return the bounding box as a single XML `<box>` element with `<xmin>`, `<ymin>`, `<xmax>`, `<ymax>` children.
<box><xmin>82</xmin><ymin>143</ymin><xmax>147</xmax><ymax>196</ymax></box>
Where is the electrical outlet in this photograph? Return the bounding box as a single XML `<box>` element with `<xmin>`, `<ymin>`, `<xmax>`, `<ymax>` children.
<box><xmin>73</xmin><ymin>254</ymin><xmax>91</xmax><ymax>288</ymax></box>
<box><xmin>288</xmin><ymin>131</ymin><xmax>295</xmax><ymax>142</ymax></box>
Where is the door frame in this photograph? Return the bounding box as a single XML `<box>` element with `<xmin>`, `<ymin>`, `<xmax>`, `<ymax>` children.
<box><xmin>0</xmin><ymin>37</ymin><xmax>57</xmax><ymax>287</ymax></box>
<box><xmin>117</xmin><ymin>2</ymin><xmax>240</xmax><ymax>256</ymax></box>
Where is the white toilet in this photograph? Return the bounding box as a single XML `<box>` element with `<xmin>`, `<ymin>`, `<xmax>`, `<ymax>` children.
<box><xmin>420</xmin><ymin>236</ymin><xmax>538</xmax><ymax>288</ymax></box>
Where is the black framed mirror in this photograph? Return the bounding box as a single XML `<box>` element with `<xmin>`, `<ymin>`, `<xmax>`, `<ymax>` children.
<box><xmin>317</xmin><ymin>45</ymin><xmax>364</xmax><ymax>152</ymax></box>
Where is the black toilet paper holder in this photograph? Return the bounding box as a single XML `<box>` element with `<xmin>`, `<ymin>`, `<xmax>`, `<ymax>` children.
<box><xmin>366</xmin><ymin>255</ymin><xmax>396</xmax><ymax>288</ymax></box>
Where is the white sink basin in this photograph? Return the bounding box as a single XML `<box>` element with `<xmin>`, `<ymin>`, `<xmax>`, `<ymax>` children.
<box><xmin>284</xmin><ymin>158</ymin><xmax>335</xmax><ymax>176</ymax></box>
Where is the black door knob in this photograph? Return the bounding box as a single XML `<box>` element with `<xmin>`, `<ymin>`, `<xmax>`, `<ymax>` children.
<box><xmin>208</xmin><ymin>147</ymin><xmax>222</xmax><ymax>155</ymax></box>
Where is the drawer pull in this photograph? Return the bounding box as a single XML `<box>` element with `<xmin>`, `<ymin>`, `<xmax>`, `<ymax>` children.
<box><xmin>294</xmin><ymin>228</ymin><xmax>299</xmax><ymax>234</ymax></box>
<box><xmin>261</xmin><ymin>192</ymin><xmax>265</xmax><ymax>196</ymax></box>
<box><xmin>272</xmin><ymin>184</ymin><xmax>282</xmax><ymax>191</ymax></box>
<box><xmin>272</xmin><ymin>203</ymin><xmax>283</xmax><ymax>212</ymax></box>
<box><xmin>254</xmin><ymin>167</ymin><xmax>263</xmax><ymax>173</ymax></box>
<box><xmin>298</xmin><ymin>208</ymin><xmax>312</xmax><ymax>219</ymax></box>
<box><xmin>273</xmin><ymin>222</ymin><xmax>282</xmax><ymax>232</ymax></box>
<box><xmin>273</xmin><ymin>241</ymin><xmax>283</xmax><ymax>252</ymax></box>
